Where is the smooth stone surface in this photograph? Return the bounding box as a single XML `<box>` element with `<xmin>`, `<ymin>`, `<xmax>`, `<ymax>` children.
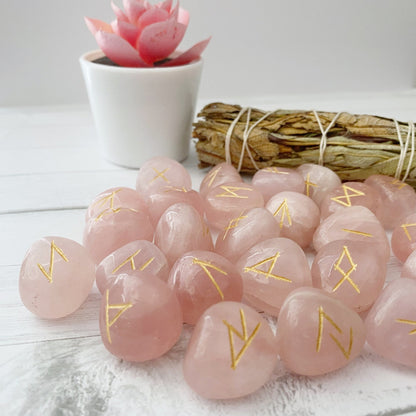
<box><xmin>96</xmin><ymin>240</ymin><xmax>169</xmax><ymax>294</ymax></box>
<box><xmin>183</xmin><ymin>301</ymin><xmax>278</xmax><ymax>399</ymax></box>
<box><xmin>236</xmin><ymin>237</ymin><xmax>312</xmax><ymax>316</ymax></box>
<box><xmin>99</xmin><ymin>273</ymin><xmax>183</xmax><ymax>362</ymax></box>
<box><xmin>311</xmin><ymin>240</ymin><xmax>386</xmax><ymax>312</ymax></box>
<box><xmin>266</xmin><ymin>191</ymin><xmax>320</xmax><ymax>248</ymax></box>
<box><xmin>252</xmin><ymin>166</ymin><xmax>305</xmax><ymax>202</ymax></box>
<box><xmin>391</xmin><ymin>212</ymin><xmax>416</xmax><ymax>262</ymax></box>
<box><xmin>205</xmin><ymin>182</ymin><xmax>264</xmax><ymax>230</ymax></box>
<box><xmin>365</xmin><ymin>278</ymin><xmax>416</xmax><ymax>369</ymax></box>
<box><xmin>365</xmin><ymin>174</ymin><xmax>416</xmax><ymax>229</ymax></box>
<box><xmin>200</xmin><ymin>162</ymin><xmax>242</xmax><ymax>198</ymax></box>
<box><xmin>215</xmin><ymin>207</ymin><xmax>280</xmax><ymax>263</ymax></box>
<box><xmin>320</xmin><ymin>182</ymin><xmax>380</xmax><ymax>219</ymax></box>
<box><xmin>313</xmin><ymin>206</ymin><xmax>390</xmax><ymax>262</ymax></box>
<box><xmin>168</xmin><ymin>251</ymin><xmax>243</xmax><ymax>325</ymax></box>
<box><xmin>19</xmin><ymin>236</ymin><xmax>96</xmax><ymax>319</ymax></box>
<box><xmin>154</xmin><ymin>202</ymin><xmax>214</xmax><ymax>266</ymax></box>
<box><xmin>277</xmin><ymin>287</ymin><xmax>366</xmax><ymax>376</ymax></box>
<box><xmin>297</xmin><ymin>163</ymin><xmax>342</xmax><ymax>206</ymax></box>
<box><xmin>401</xmin><ymin>250</ymin><xmax>416</xmax><ymax>280</ymax></box>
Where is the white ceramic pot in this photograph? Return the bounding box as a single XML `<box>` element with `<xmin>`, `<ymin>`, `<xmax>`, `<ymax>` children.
<box><xmin>80</xmin><ymin>50</ymin><xmax>203</xmax><ymax>168</ymax></box>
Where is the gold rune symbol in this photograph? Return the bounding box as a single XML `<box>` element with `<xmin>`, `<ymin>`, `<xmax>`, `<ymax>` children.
<box><xmin>111</xmin><ymin>249</ymin><xmax>155</xmax><ymax>274</ymax></box>
<box><xmin>244</xmin><ymin>252</ymin><xmax>292</xmax><ymax>283</ymax></box>
<box><xmin>216</xmin><ymin>185</ymin><xmax>252</xmax><ymax>199</ymax></box>
<box><xmin>305</xmin><ymin>173</ymin><xmax>318</xmax><ymax>197</ymax></box>
<box><xmin>206</xmin><ymin>166</ymin><xmax>221</xmax><ymax>188</ymax></box>
<box><xmin>316</xmin><ymin>306</ymin><xmax>353</xmax><ymax>359</ymax></box>
<box><xmin>395</xmin><ymin>318</ymin><xmax>416</xmax><ymax>335</ymax></box>
<box><xmin>149</xmin><ymin>167</ymin><xmax>170</xmax><ymax>184</ymax></box>
<box><xmin>223</xmin><ymin>211</ymin><xmax>247</xmax><ymax>240</ymax></box>
<box><xmin>401</xmin><ymin>223</ymin><xmax>416</xmax><ymax>241</ymax></box>
<box><xmin>193</xmin><ymin>258</ymin><xmax>227</xmax><ymax>300</ymax></box>
<box><xmin>164</xmin><ymin>186</ymin><xmax>188</xmax><ymax>193</ymax></box>
<box><xmin>105</xmin><ymin>289</ymin><xmax>133</xmax><ymax>344</ymax></box>
<box><xmin>37</xmin><ymin>240</ymin><xmax>69</xmax><ymax>283</ymax></box>
<box><xmin>330</xmin><ymin>185</ymin><xmax>365</xmax><ymax>207</ymax></box>
<box><xmin>342</xmin><ymin>228</ymin><xmax>373</xmax><ymax>238</ymax></box>
<box><xmin>273</xmin><ymin>198</ymin><xmax>292</xmax><ymax>228</ymax></box>
<box><xmin>264</xmin><ymin>167</ymin><xmax>289</xmax><ymax>174</ymax></box>
<box><xmin>332</xmin><ymin>246</ymin><xmax>360</xmax><ymax>293</ymax></box>
<box><xmin>93</xmin><ymin>189</ymin><xmax>138</xmax><ymax>220</ymax></box>
<box><xmin>223</xmin><ymin>308</ymin><xmax>261</xmax><ymax>369</ymax></box>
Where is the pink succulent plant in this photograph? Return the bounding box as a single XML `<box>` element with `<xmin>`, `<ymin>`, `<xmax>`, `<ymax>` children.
<box><xmin>85</xmin><ymin>0</ymin><xmax>210</xmax><ymax>67</ymax></box>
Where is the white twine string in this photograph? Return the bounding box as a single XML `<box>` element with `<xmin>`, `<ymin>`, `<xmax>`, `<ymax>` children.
<box><xmin>394</xmin><ymin>120</ymin><xmax>416</xmax><ymax>181</ymax></box>
<box><xmin>402</xmin><ymin>121</ymin><xmax>415</xmax><ymax>182</ymax></box>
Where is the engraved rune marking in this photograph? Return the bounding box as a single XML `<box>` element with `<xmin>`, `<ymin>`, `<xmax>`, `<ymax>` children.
<box><xmin>316</xmin><ymin>306</ymin><xmax>353</xmax><ymax>359</ymax></box>
<box><xmin>273</xmin><ymin>198</ymin><xmax>292</xmax><ymax>228</ymax></box>
<box><xmin>342</xmin><ymin>228</ymin><xmax>373</xmax><ymax>238</ymax></box>
<box><xmin>193</xmin><ymin>258</ymin><xmax>227</xmax><ymax>300</ymax></box>
<box><xmin>37</xmin><ymin>240</ymin><xmax>69</xmax><ymax>283</ymax></box>
<box><xmin>332</xmin><ymin>246</ymin><xmax>360</xmax><ymax>293</ymax></box>
<box><xmin>112</xmin><ymin>249</ymin><xmax>155</xmax><ymax>274</ymax></box>
<box><xmin>93</xmin><ymin>189</ymin><xmax>138</xmax><ymax>220</ymax></box>
<box><xmin>391</xmin><ymin>178</ymin><xmax>406</xmax><ymax>189</ymax></box>
<box><xmin>149</xmin><ymin>167</ymin><xmax>170</xmax><ymax>184</ymax></box>
<box><xmin>264</xmin><ymin>167</ymin><xmax>289</xmax><ymax>174</ymax></box>
<box><xmin>164</xmin><ymin>186</ymin><xmax>188</xmax><ymax>193</ymax></box>
<box><xmin>223</xmin><ymin>211</ymin><xmax>248</xmax><ymax>240</ymax></box>
<box><xmin>223</xmin><ymin>308</ymin><xmax>261</xmax><ymax>369</ymax></box>
<box><xmin>305</xmin><ymin>173</ymin><xmax>318</xmax><ymax>197</ymax></box>
<box><xmin>206</xmin><ymin>166</ymin><xmax>221</xmax><ymax>188</ymax></box>
<box><xmin>396</xmin><ymin>318</ymin><xmax>416</xmax><ymax>335</ymax></box>
<box><xmin>244</xmin><ymin>252</ymin><xmax>292</xmax><ymax>283</ymax></box>
<box><xmin>330</xmin><ymin>185</ymin><xmax>365</xmax><ymax>207</ymax></box>
<box><xmin>401</xmin><ymin>223</ymin><xmax>416</xmax><ymax>241</ymax></box>
<box><xmin>216</xmin><ymin>185</ymin><xmax>253</xmax><ymax>199</ymax></box>
<box><xmin>105</xmin><ymin>289</ymin><xmax>133</xmax><ymax>344</ymax></box>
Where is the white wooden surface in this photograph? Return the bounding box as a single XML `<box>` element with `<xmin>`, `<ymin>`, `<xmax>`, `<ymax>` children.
<box><xmin>1</xmin><ymin>91</ymin><xmax>416</xmax><ymax>416</ymax></box>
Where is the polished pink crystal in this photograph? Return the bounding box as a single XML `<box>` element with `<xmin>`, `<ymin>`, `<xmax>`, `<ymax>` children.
<box><xmin>365</xmin><ymin>278</ymin><xmax>416</xmax><ymax>369</ymax></box>
<box><xmin>236</xmin><ymin>237</ymin><xmax>312</xmax><ymax>316</ymax></box>
<box><xmin>205</xmin><ymin>182</ymin><xmax>264</xmax><ymax>230</ymax></box>
<box><xmin>364</xmin><ymin>174</ymin><xmax>416</xmax><ymax>229</ymax></box>
<box><xmin>183</xmin><ymin>301</ymin><xmax>278</xmax><ymax>399</ymax></box>
<box><xmin>215</xmin><ymin>207</ymin><xmax>280</xmax><ymax>263</ymax></box>
<box><xmin>168</xmin><ymin>250</ymin><xmax>243</xmax><ymax>325</ymax></box>
<box><xmin>99</xmin><ymin>272</ymin><xmax>182</xmax><ymax>362</ymax></box>
<box><xmin>252</xmin><ymin>166</ymin><xmax>305</xmax><ymax>202</ymax></box>
<box><xmin>391</xmin><ymin>212</ymin><xmax>416</xmax><ymax>262</ymax></box>
<box><xmin>154</xmin><ymin>202</ymin><xmax>214</xmax><ymax>266</ymax></box>
<box><xmin>401</xmin><ymin>250</ymin><xmax>416</xmax><ymax>280</ymax></box>
<box><xmin>19</xmin><ymin>236</ymin><xmax>96</xmax><ymax>319</ymax></box>
<box><xmin>199</xmin><ymin>162</ymin><xmax>242</xmax><ymax>198</ymax></box>
<box><xmin>297</xmin><ymin>163</ymin><xmax>342</xmax><ymax>206</ymax></box>
<box><xmin>96</xmin><ymin>240</ymin><xmax>169</xmax><ymax>294</ymax></box>
<box><xmin>313</xmin><ymin>206</ymin><xmax>390</xmax><ymax>261</ymax></box>
<box><xmin>311</xmin><ymin>240</ymin><xmax>386</xmax><ymax>312</ymax></box>
<box><xmin>265</xmin><ymin>191</ymin><xmax>320</xmax><ymax>248</ymax></box>
<box><xmin>277</xmin><ymin>287</ymin><xmax>365</xmax><ymax>376</ymax></box>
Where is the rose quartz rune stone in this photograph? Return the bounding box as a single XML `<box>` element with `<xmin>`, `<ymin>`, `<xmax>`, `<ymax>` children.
<box><xmin>199</xmin><ymin>162</ymin><xmax>242</xmax><ymax>198</ymax></box>
<box><xmin>365</xmin><ymin>278</ymin><xmax>416</xmax><ymax>369</ymax></box>
<box><xmin>168</xmin><ymin>251</ymin><xmax>243</xmax><ymax>325</ymax></box>
<box><xmin>135</xmin><ymin>156</ymin><xmax>192</xmax><ymax>202</ymax></box>
<box><xmin>266</xmin><ymin>191</ymin><xmax>320</xmax><ymax>248</ymax></box>
<box><xmin>401</xmin><ymin>250</ymin><xmax>416</xmax><ymax>280</ymax></box>
<box><xmin>364</xmin><ymin>174</ymin><xmax>416</xmax><ymax>229</ymax></box>
<box><xmin>297</xmin><ymin>163</ymin><xmax>342</xmax><ymax>206</ymax></box>
<box><xmin>19</xmin><ymin>236</ymin><xmax>96</xmax><ymax>319</ymax></box>
<box><xmin>391</xmin><ymin>212</ymin><xmax>416</xmax><ymax>263</ymax></box>
<box><xmin>100</xmin><ymin>272</ymin><xmax>182</xmax><ymax>362</ymax></box>
<box><xmin>183</xmin><ymin>301</ymin><xmax>278</xmax><ymax>399</ymax></box>
<box><xmin>154</xmin><ymin>202</ymin><xmax>214</xmax><ymax>266</ymax></box>
<box><xmin>215</xmin><ymin>207</ymin><xmax>280</xmax><ymax>264</ymax></box>
<box><xmin>311</xmin><ymin>240</ymin><xmax>387</xmax><ymax>312</ymax></box>
<box><xmin>96</xmin><ymin>240</ymin><xmax>169</xmax><ymax>294</ymax></box>
<box><xmin>277</xmin><ymin>287</ymin><xmax>366</xmax><ymax>376</ymax></box>
<box><xmin>320</xmin><ymin>182</ymin><xmax>380</xmax><ymax>219</ymax></box>
<box><xmin>251</xmin><ymin>166</ymin><xmax>305</xmax><ymax>202</ymax></box>
<box><xmin>236</xmin><ymin>237</ymin><xmax>312</xmax><ymax>316</ymax></box>
<box><xmin>313</xmin><ymin>206</ymin><xmax>390</xmax><ymax>262</ymax></box>
<box><xmin>205</xmin><ymin>182</ymin><xmax>264</xmax><ymax>230</ymax></box>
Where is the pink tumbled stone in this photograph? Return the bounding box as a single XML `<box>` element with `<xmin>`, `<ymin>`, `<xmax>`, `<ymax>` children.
<box><xmin>200</xmin><ymin>162</ymin><xmax>242</xmax><ymax>198</ymax></box>
<box><xmin>266</xmin><ymin>191</ymin><xmax>320</xmax><ymax>248</ymax></box>
<box><xmin>320</xmin><ymin>182</ymin><xmax>380</xmax><ymax>219</ymax></box>
<box><xmin>96</xmin><ymin>240</ymin><xmax>169</xmax><ymax>294</ymax></box>
<box><xmin>168</xmin><ymin>251</ymin><xmax>243</xmax><ymax>325</ymax></box>
<box><xmin>277</xmin><ymin>287</ymin><xmax>366</xmax><ymax>376</ymax></box>
<box><xmin>297</xmin><ymin>163</ymin><xmax>342</xmax><ymax>206</ymax></box>
<box><xmin>19</xmin><ymin>236</ymin><xmax>96</xmax><ymax>319</ymax></box>
<box><xmin>401</xmin><ymin>250</ymin><xmax>416</xmax><ymax>280</ymax></box>
<box><xmin>311</xmin><ymin>240</ymin><xmax>386</xmax><ymax>312</ymax></box>
<box><xmin>252</xmin><ymin>166</ymin><xmax>305</xmax><ymax>202</ymax></box>
<box><xmin>313</xmin><ymin>206</ymin><xmax>390</xmax><ymax>262</ymax></box>
<box><xmin>205</xmin><ymin>182</ymin><xmax>264</xmax><ymax>230</ymax></box>
<box><xmin>391</xmin><ymin>212</ymin><xmax>416</xmax><ymax>262</ymax></box>
<box><xmin>365</xmin><ymin>278</ymin><xmax>416</xmax><ymax>369</ymax></box>
<box><xmin>100</xmin><ymin>273</ymin><xmax>182</xmax><ymax>362</ymax></box>
<box><xmin>154</xmin><ymin>203</ymin><xmax>214</xmax><ymax>266</ymax></box>
<box><xmin>215</xmin><ymin>207</ymin><xmax>280</xmax><ymax>263</ymax></box>
<box><xmin>236</xmin><ymin>237</ymin><xmax>312</xmax><ymax>316</ymax></box>
<box><xmin>365</xmin><ymin>174</ymin><xmax>416</xmax><ymax>229</ymax></box>
<box><xmin>183</xmin><ymin>301</ymin><xmax>278</xmax><ymax>399</ymax></box>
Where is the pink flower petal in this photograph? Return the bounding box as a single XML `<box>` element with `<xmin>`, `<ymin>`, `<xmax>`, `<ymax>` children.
<box><xmin>95</xmin><ymin>30</ymin><xmax>150</xmax><ymax>67</ymax></box>
<box><xmin>158</xmin><ymin>0</ymin><xmax>173</xmax><ymax>12</ymax></box>
<box><xmin>178</xmin><ymin>8</ymin><xmax>189</xmax><ymax>26</ymax></box>
<box><xmin>161</xmin><ymin>37</ymin><xmax>211</xmax><ymax>67</ymax></box>
<box><xmin>84</xmin><ymin>17</ymin><xmax>113</xmax><ymax>35</ymax></box>
<box><xmin>123</xmin><ymin>0</ymin><xmax>147</xmax><ymax>23</ymax></box>
<box><xmin>113</xmin><ymin>19</ymin><xmax>140</xmax><ymax>46</ymax></box>
<box><xmin>138</xmin><ymin>7</ymin><xmax>169</xmax><ymax>29</ymax></box>
<box><xmin>111</xmin><ymin>1</ymin><xmax>129</xmax><ymax>22</ymax></box>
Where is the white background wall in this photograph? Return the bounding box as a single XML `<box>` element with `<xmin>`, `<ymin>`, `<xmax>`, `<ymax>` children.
<box><xmin>1</xmin><ymin>0</ymin><xmax>416</xmax><ymax>106</ymax></box>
